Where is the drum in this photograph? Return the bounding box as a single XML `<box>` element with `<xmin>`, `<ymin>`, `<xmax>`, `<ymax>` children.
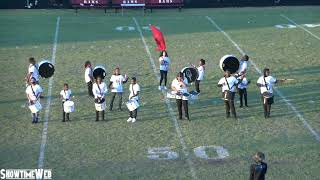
<box><xmin>38</xmin><ymin>60</ymin><xmax>55</xmax><ymax>78</ymax></box>
<box><xmin>126</xmin><ymin>99</ymin><xmax>140</xmax><ymax>111</ymax></box>
<box><xmin>93</xmin><ymin>66</ymin><xmax>106</xmax><ymax>79</ymax></box>
<box><xmin>63</xmin><ymin>100</ymin><xmax>75</xmax><ymax>113</ymax></box>
<box><xmin>219</xmin><ymin>55</ymin><xmax>239</xmax><ymax>74</ymax></box>
<box><xmin>262</xmin><ymin>92</ymin><xmax>273</xmax><ymax>99</ymax></box>
<box><xmin>166</xmin><ymin>91</ymin><xmax>176</xmax><ymax>99</ymax></box>
<box><xmin>95</xmin><ymin>102</ymin><xmax>106</xmax><ymax>111</ymax></box>
<box><xmin>28</xmin><ymin>101</ymin><xmax>42</xmax><ymax>113</ymax></box>
<box><xmin>181</xmin><ymin>92</ymin><xmax>190</xmax><ymax>101</ymax></box>
<box><xmin>262</xmin><ymin>92</ymin><xmax>274</xmax><ymax>105</ymax></box>
<box><xmin>223</xmin><ymin>90</ymin><xmax>233</xmax><ymax>101</ymax></box>
<box><xmin>181</xmin><ymin>67</ymin><xmax>198</xmax><ymax>83</ymax></box>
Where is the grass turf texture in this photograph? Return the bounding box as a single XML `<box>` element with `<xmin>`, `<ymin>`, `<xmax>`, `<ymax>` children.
<box><xmin>0</xmin><ymin>6</ymin><xmax>320</xmax><ymax>179</ymax></box>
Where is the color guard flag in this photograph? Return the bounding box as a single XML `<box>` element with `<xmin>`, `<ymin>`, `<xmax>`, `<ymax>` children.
<box><xmin>150</xmin><ymin>25</ymin><xmax>166</xmax><ymax>51</ymax></box>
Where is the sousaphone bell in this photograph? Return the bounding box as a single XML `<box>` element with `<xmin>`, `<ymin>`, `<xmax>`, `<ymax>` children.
<box><xmin>38</xmin><ymin>60</ymin><xmax>55</xmax><ymax>78</ymax></box>
<box><xmin>219</xmin><ymin>55</ymin><xmax>239</xmax><ymax>74</ymax></box>
<box><xmin>93</xmin><ymin>65</ymin><xmax>106</xmax><ymax>79</ymax></box>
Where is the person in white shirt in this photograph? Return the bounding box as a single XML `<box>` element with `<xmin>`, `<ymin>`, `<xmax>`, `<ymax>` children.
<box><xmin>171</xmin><ymin>72</ymin><xmax>190</xmax><ymax>120</ymax></box>
<box><xmin>159</xmin><ymin>51</ymin><xmax>170</xmax><ymax>90</ymax></box>
<box><xmin>238</xmin><ymin>54</ymin><xmax>249</xmax><ymax>76</ymax></box>
<box><xmin>257</xmin><ymin>68</ymin><xmax>285</xmax><ymax>118</ymax></box>
<box><xmin>108</xmin><ymin>67</ymin><xmax>128</xmax><ymax>111</ymax></box>
<box><xmin>26</xmin><ymin>57</ymin><xmax>40</xmax><ymax>85</ymax></box>
<box><xmin>93</xmin><ymin>76</ymin><xmax>108</xmax><ymax>121</ymax></box>
<box><xmin>84</xmin><ymin>61</ymin><xmax>94</xmax><ymax>98</ymax></box>
<box><xmin>60</xmin><ymin>83</ymin><xmax>72</xmax><ymax>122</ymax></box>
<box><xmin>218</xmin><ymin>70</ymin><xmax>240</xmax><ymax>119</ymax></box>
<box><xmin>127</xmin><ymin>77</ymin><xmax>140</xmax><ymax>123</ymax></box>
<box><xmin>26</xmin><ymin>77</ymin><xmax>43</xmax><ymax>123</ymax></box>
<box><xmin>238</xmin><ymin>74</ymin><xmax>250</xmax><ymax>108</ymax></box>
<box><xmin>194</xmin><ymin>59</ymin><xmax>205</xmax><ymax>93</ymax></box>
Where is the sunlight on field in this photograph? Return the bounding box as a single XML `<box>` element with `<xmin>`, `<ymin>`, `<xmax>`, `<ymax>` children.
<box><xmin>0</xmin><ymin>6</ymin><xmax>320</xmax><ymax>179</ymax></box>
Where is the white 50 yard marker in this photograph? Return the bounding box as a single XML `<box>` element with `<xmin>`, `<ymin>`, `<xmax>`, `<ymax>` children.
<box><xmin>133</xmin><ymin>17</ymin><xmax>198</xmax><ymax>180</ymax></box>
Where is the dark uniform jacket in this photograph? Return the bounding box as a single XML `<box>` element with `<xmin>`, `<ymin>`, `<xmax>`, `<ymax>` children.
<box><xmin>250</xmin><ymin>162</ymin><xmax>267</xmax><ymax>180</ymax></box>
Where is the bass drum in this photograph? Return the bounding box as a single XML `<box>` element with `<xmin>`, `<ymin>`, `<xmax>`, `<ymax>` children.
<box><xmin>219</xmin><ymin>55</ymin><xmax>239</xmax><ymax>74</ymax></box>
<box><xmin>38</xmin><ymin>60</ymin><xmax>55</xmax><ymax>78</ymax></box>
<box><xmin>93</xmin><ymin>66</ymin><xmax>106</xmax><ymax>79</ymax></box>
<box><xmin>181</xmin><ymin>67</ymin><xmax>198</xmax><ymax>83</ymax></box>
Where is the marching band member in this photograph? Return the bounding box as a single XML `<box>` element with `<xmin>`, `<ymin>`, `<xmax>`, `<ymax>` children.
<box><xmin>109</xmin><ymin>67</ymin><xmax>128</xmax><ymax>111</ymax></box>
<box><xmin>60</xmin><ymin>83</ymin><xmax>72</xmax><ymax>122</ymax></box>
<box><xmin>238</xmin><ymin>54</ymin><xmax>249</xmax><ymax>76</ymax></box>
<box><xmin>93</xmin><ymin>76</ymin><xmax>108</xmax><ymax>121</ymax></box>
<box><xmin>257</xmin><ymin>68</ymin><xmax>285</xmax><ymax>118</ymax></box>
<box><xmin>159</xmin><ymin>50</ymin><xmax>170</xmax><ymax>90</ymax></box>
<box><xmin>238</xmin><ymin>74</ymin><xmax>250</xmax><ymax>108</ymax></box>
<box><xmin>194</xmin><ymin>59</ymin><xmax>205</xmax><ymax>94</ymax></box>
<box><xmin>84</xmin><ymin>61</ymin><xmax>94</xmax><ymax>98</ymax></box>
<box><xmin>127</xmin><ymin>77</ymin><xmax>140</xmax><ymax>123</ymax></box>
<box><xmin>250</xmin><ymin>152</ymin><xmax>268</xmax><ymax>180</ymax></box>
<box><xmin>25</xmin><ymin>77</ymin><xmax>43</xmax><ymax>124</ymax></box>
<box><xmin>26</xmin><ymin>57</ymin><xmax>39</xmax><ymax>85</ymax></box>
<box><xmin>218</xmin><ymin>70</ymin><xmax>240</xmax><ymax>119</ymax></box>
<box><xmin>171</xmin><ymin>72</ymin><xmax>190</xmax><ymax>120</ymax></box>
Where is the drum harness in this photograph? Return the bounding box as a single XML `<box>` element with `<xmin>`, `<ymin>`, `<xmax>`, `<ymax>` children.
<box><xmin>30</xmin><ymin>85</ymin><xmax>39</xmax><ymax>104</ymax></box>
<box><xmin>97</xmin><ymin>83</ymin><xmax>104</xmax><ymax>103</ymax></box>
<box><xmin>131</xmin><ymin>84</ymin><xmax>137</xmax><ymax>100</ymax></box>
<box><xmin>263</xmin><ymin>76</ymin><xmax>269</xmax><ymax>92</ymax></box>
<box><xmin>63</xmin><ymin>90</ymin><xmax>69</xmax><ymax>102</ymax></box>
<box><xmin>225</xmin><ymin>77</ymin><xmax>234</xmax><ymax>91</ymax></box>
<box><xmin>263</xmin><ymin>76</ymin><xmax>273</xmax><ymax>104</ymax></box>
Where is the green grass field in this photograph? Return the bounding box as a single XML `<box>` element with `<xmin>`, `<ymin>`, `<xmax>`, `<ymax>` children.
<box><xmin>0</xmin><ymin>6</ymin><xmax>320</xmax><ymax>179</ymax></box>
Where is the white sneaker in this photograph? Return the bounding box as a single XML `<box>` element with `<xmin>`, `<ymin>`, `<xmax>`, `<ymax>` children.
<box><xmin>163</xmin><ymin>86</ymin><xmax>167</xmax><ymax>90</ymax></box>
<box><xmin>127</xmin><ymin>117</ymin><xmax>132</xmax><ymax>122</ymax></box>
<box><xmin>131</xmin><ymin>118</ymin><xmax>136</xmax><ymax>123</ymax></box>
<box><xmin>158</xmin><ymin>86</ymin><xmax>162</xmax><ymax>90</ymax></box>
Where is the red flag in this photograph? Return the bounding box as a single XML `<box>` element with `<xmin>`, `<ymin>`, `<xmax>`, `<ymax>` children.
<box><xmin>150</xmin><ymin>25</ymin><xmax>166</xmax><ymax>51</ymax></box>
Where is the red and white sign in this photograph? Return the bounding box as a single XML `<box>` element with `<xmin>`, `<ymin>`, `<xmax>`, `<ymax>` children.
<box><xmin>112</xmin><ymin>0</ymin><xmax>146</xmax><ymax>6</ymax></box>
<box><xmin>70</xmin><ymin>0</ymin><xmax>108</xmax><ymax>7</ymax></box>
<box><xmin>146</xmin><ymin>0</ymin><xmax>184</xmax><ymax>7</ymax></box>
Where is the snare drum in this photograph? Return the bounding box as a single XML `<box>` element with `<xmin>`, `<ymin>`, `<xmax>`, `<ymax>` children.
<box><xmin>95</xmin><ymin>102</ymin><xmax>106</xmax><ymax>111</ymax></box>
<box><xmin>166</xmin><ymin>91</ymin><xmax>177</xmax><ymax>99</ymax></box>
<box><xmin>182</xmin><ymin>93</ymin><xmax>190</xmax><ymax>101</ymax></box>
<box><xmin>126</xmin><ymin>99</ymin><xmax>139</xmax><ymax>111</ymax></box>
<box><xmin>38</xmin><ymin>60</ymin><xmax>55</xmax><ymax>78</ymax></box>
<box><xmin>262</xmin><ymin>92</ymin><xmax>274</xmax><ymax>105</ymax></box>
<box><xmin>223</xmin><ymin>90</ymin><xmax>233</xmax><ymax>101</ymax></box>
<box><xmin>64</xmin><ymin>100</ymin><xmax>75</xmax><ymax>113</ymax></box>
<box><xmin>29</xmin><ymin>101</ymin><xmax>42</xmax><ymax>113</ymax></box>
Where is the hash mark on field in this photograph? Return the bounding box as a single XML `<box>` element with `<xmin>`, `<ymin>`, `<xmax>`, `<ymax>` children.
<box><xmin>133</xmin><ymin>17</ymin><xmax>198</xmax><ymax>180</ymax></box>
<box><xmin>206</xmin><ymin>16</ymin><xmax>320</xmax><ymax>142</ymax></box>
<box><xmin>38</xmin><ymin>17</ymin><xmax>61</xmax><ymax>170</ymax></box>
<box><xmin>280</xmin><ymin>14</ymin><xmax>320</xmax><ymax>41</ymax></box>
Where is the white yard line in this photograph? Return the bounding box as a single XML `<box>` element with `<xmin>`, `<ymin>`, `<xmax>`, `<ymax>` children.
<box><xmin>206</xmin><ymin>16</ymin><xmax>320</xmax><ymax>142</ymax></box>
<box><xmin>280</xmin><ymin>14</ymin><xmax>320</xmax><ymax>41</ymax></box>
<box><xmin>38</xmin><ymin>17</ymin><xmax>61</xmax><ymax>170</ymax></box>
<box><xmin>133</xmin><ymin>17</ymin><xmax>198</xmax><ymax>180</ymax></box>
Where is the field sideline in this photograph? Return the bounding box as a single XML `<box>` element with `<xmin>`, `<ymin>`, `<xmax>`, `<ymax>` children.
<box><xmin>0</xmin><ymin>6</ymin><xmax>320</xmax><ymax>179</ymax></box>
